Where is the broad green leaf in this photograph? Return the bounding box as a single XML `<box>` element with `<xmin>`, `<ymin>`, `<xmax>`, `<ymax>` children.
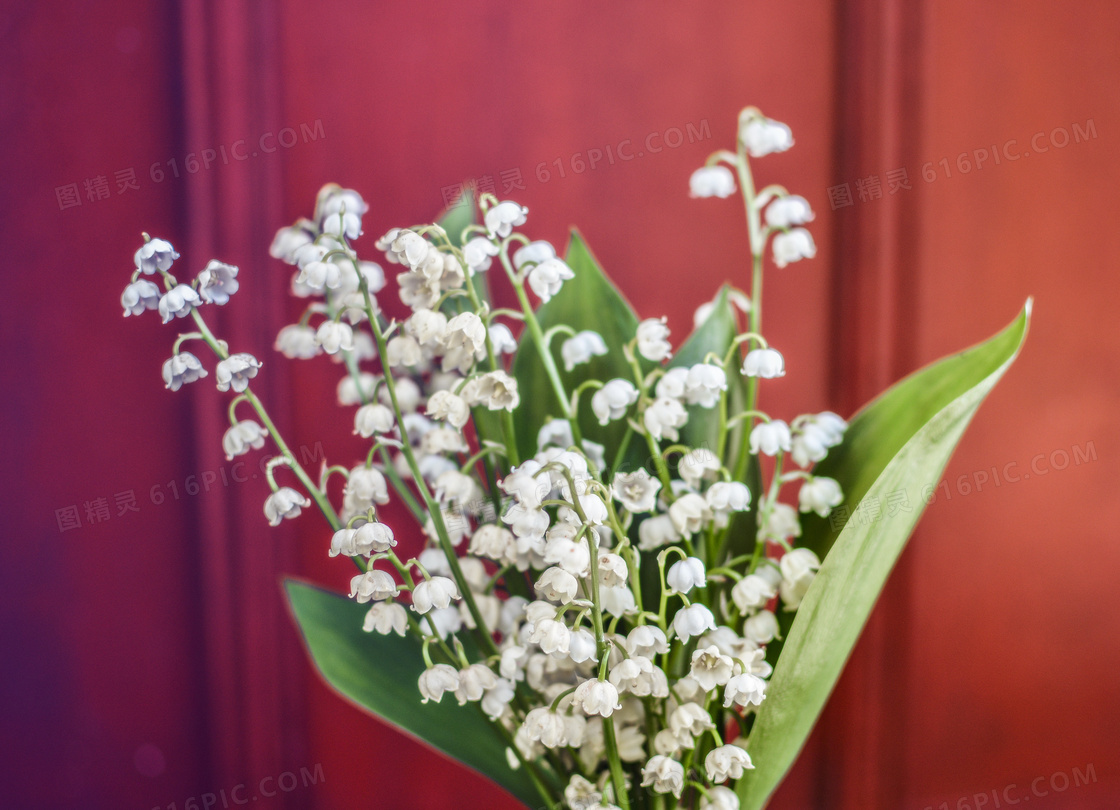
<box><xmin>284</xmin><ymin>580</ymin><xmax>550</xmax><ymax>807</ymax></box>
<box><xmin>510</xmin><ymin>230</ymin><xmax>642</xmax><ymax>465</ymax></box>
<box><xmin>737</xmin><ymin>301</ymin><xmax>1031</xmax><ymax>810</ymax></box>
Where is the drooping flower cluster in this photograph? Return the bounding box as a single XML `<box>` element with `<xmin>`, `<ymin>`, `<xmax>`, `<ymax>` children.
<box><xmin>124</xmin><ymin>109</ymin><xmax>847</xmax><ymax>810</ymax></box>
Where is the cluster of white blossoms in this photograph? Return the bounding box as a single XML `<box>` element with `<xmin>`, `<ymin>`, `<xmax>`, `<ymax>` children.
<box><xmin>125</xmin><ymin>109</ymin><xmax>847</xmax><ymax>810</ymax></box>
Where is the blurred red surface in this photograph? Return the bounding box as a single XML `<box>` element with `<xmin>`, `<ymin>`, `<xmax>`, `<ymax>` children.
<box><xmin>1</xmin><ymin>1</ymin><xmax>1118</xmax><ymax>808</ymax></box>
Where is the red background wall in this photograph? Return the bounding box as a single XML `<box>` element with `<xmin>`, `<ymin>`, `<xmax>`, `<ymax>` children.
<box><xmin>1</xmin><ymin>1</ymin><xmax>1117</xmax><ymax>808</ymax></box>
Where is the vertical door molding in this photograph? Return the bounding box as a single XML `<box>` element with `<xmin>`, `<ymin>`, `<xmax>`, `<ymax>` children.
<box><xmin>821</xmin><ymin>0</ymin><xmax>925</xmax><ymax>807</ymax></box>
<box><xmin>176</xmin><ymin>0</ymin><xmax>308</xmax><ymax>801</ymax></box>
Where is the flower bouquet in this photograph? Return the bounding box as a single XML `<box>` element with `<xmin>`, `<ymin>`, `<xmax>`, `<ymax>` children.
<box><xmin>122</xmin><ymin>107</ymin><xmax>1029</xmax><ymax>810</ymax></box>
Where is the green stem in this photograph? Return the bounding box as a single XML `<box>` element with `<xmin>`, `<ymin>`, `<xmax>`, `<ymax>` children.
<box><xmin>188</xmin><ymin>308</ymin><xmax>341</xmax><ymax>531</ymax></box>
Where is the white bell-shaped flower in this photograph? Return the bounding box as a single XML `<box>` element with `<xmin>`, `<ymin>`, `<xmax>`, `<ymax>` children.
<box><xmin>739</xmin><ymin>114</ymin><xmax>794</xmax><ymax>158</ymax></box>
<box><xmin>669</xmin><ymin>493</ymin><xmax>711</xmax><ymax>537</ymax></box>
<box><xmin>489</xmin><ymin>323</ymin><xmax>517</xmax><ymax>355</ymax></box>
<box><xmin>417</xmin><ymin>663</ymin><xmax>460</xmax><ymax>704</ymax></box>
<box><xmin>744</xmin><ymin>609</ymin><xmax>780</xmax><ymax>644</ymax></box>
<box><xmin>591</xmin><ymin>379</ymin><xmax>638</xmax><ymax>426</ymax></box>
<box><xmin>264</xmin><ymin>486</ymin><xmax>310</xmax><ymax>526</ymax></box>
<box><xmin>640</xmin><ymin>755</ymin><xmax>685</xmax><ymax>798</ymax></box>
<box><xmin>700</xmin><ymin>785</ymin><xmax>742</xmax><ymax>810</ymax></box>
<box><xmin>706</xmin><ymin>481</ymin><xmax>751</xmax><ymax>513</ymax></box>
<box><xmin>643</xmin><ymin>397</ymin><xmax>688</xmax><ymax>441</ymax></box>
<box><xmin>684</xmin><ymin>363</ymin><xmax>728</xmax><ymax>408</ymax></box>
<box><xmin>269</xmin><ymin>220</ymin><xmax>316</xmax><ymax>264</ymax></box>
<box><xmin>561</xmin><ymin>330</ymin><xmax>608</xmax><ymax>371</ymax></box>
<box><xmin>689</xmin><ymin>166</ymin><xmax>737</xmax><ymax>199</ymax></box>
<box><xmin>765</xmin><ymin>194</ymin><xmax>815</xmax><ymax>228</ymax></box>
<box><xmin>215</xmin><ymin>353</ymin><xmax>262</xmax><ymax>393</ymax></box>
<box><xmin>412</xmin><ymin>576</ymin><xmax>460</xmax><ymax>614</ymax></box>
<box><xmin>295</xmin><ymin>259</ymin><xmax>342</xmax><ymax>292</ymax></box>
<box><xmin>749</xmin><ymin>419</ymin><xmax>792</xmax><ymax>456</ymax></box>
<box><xmin>572</xmin><ymin>678</ymin><xmax>621</xmax><ymax>718</ymax></box>
<box><xmin>425</xmin><ymin>390</ymin><xmax>471</xmax><ymax>429</ymax></box>
<box><xmin>121</xmin><ymin>279</ymin><xmax>161</xmax><ymax>316</ymax></box>
<box><xmin>705</xmin><ymin>744</ymin><xmax>754</xmax><ymax>782</ymax></box>
<box><xmin>512</xmin><ymin>239</ymin><xmax>556</xmax><ymax>269</ymax></box>
<box><xmin>667</xmin><ymin>557</ymin><xmax>707</xmax><ymax>594</ymax></box>
<box><xmin>672</xmin><ymin>603</ymin><xmax>716</xmax><ymax>642</ymax></box>
<box><xmin>337</xmin><ymin>372</ymin><xmax>378</xmax><ymax>406</ymax></box>
<box><xmin>315</xmin><ymin>321</ymin><xmax>354</xmax><ymax>355</ymax></box>
<box><xmin>162</xmin><ymin>352</ymin><xmax>207</xmax><ymax>391</ymax></box>
<box><xmin>348</xmin><ymin>569</ymin><xmax>399</xmax><ymax>602</ymax></box>
<box><xmin>636</xmin><ymin>318</ymin><xmax>672</xmax><ymax>362</ymax></box>
<box><xmin>462</xmin><ymin>236</ymin><xmax>500</xmax><ymax>273</ymax></box>
<box><xmin>742</xmin><ymin>347</ymin><xmax>785</xmax><ymax>378</ymax></box>
<box><xmin>527</xmin><ymin>257</ymin><xmax>575</xmax><ymax>303</ymax></box>
<box><xmin>353</xmin><ymin>403</ymin><xmax>395</xmax><ymax>438</ymax></box>
<box><xmin>454</xmin><ymin>662</ymin><xmax>497</xmax><ymax>705</ymax></box>
<box><xmin>731</xmin><ymin>573</ymin><xmax>776</xmax><ymax>613</ymax></box>
<box><xmin>462</xmin><ymin>370</ymin><xmax>520</xmax><ymax>411</ymax></box>
<box><xmin>222</xmin><ymin>420</ymin><xmax>268</xmax><ymax>460</ymax></box>
<box><xmin>275</xmin><ymin>324</ymin><xmax>321</xmax><ymax>359</ymax></box>
<box><xmin>197</xmin><ymin>260</ymin><xmax>240</xmax><ymax>304</ymax></box>
<box><xmin>158</xmin><ymin>285</ymin><xmax>201</xmax><ymax>323</ymax></box>
<box><xmin>689</xmin><ymin>645</ymin><xmax>734</xmax><ymax>691</ymax></box>
<box><xmin>383</xmin><ymin>228</ymin><xmax>431</xmax><ymax>269</ymax></box>
<box><xmin>135</xmin><ymin>238</ymin><xmax>180</xmax><ymax>274</ymax></box>
<box><xmin>362</xmin><ymin>601</ymin><xmax>408</xmax><ymax>636</ymax></box>
<box><xmin>723</xmin><ymin>671</ymin><xmax>767</xmax><ymax>709</ymax></box>
<box><xmin>484</xmin><ymin>200</ymin><xmax>528</xmax><ymax>238</ymax></box>
<box><xmin>351</xmin><ymin>522</ymin><xmax>397</xmax><ymax>555</ymax></box>
<box><xmin>772</xmin><ymin>227</ymin><xmax>817</xmax><ymax>268</ymax></box>
<box><xmin>798</xmin><ymin>476</ymin><xmax>844</xmax><ymax>517</ymax></box>
<box><xmin>612</xmin><ymin>469</ymin><xmax>662</xmax><ymax>514</ymax></box>
<box><xmin>404</xmin><ymin>308</ymin><xmax>448</xmax><ymax>347</ymax></box>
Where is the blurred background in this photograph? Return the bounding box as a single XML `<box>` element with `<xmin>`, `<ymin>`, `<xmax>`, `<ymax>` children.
<box><xmin>2</xmin><ymin>0</ymin><xmax>1118</xmax><ymax>808</ymax></box>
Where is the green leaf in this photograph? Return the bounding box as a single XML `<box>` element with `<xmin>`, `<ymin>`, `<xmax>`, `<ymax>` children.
<box><xmin>510</xmin><ymin>230</ymin><xmax>641</xmax><ymax>466</ymax></box>
<box><xmin>284</xmin><ymin>580</ymin><xmax>549</xmax><ymax>808</ymax></box>
<box><xmin>737</xmin><ymin>301</ymin><xmax>1031</xmax><ymax>810</ymax></box>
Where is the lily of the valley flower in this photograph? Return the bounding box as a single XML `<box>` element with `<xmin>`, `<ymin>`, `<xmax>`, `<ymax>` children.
<box><xmin>798</xmin><ymin>476</ymin><xmax>843</xmax><ymax>517</ymax></box>
<box><xmin>742</xmin><ymin>347</ymin><xmax>785</xmax><ymax>378</ymax></box>
<box><xmin>162</xmin><ymin>352</ymin><xmax>207</xmax><ymax>391</ymax></box>
<box><xmin>121</xmin><ymin>279</ymin><xmax>161</xmax><ymax>316</ymax></box>
<box><xmin>739</xmin><ymin>113</ymin><xmax>794</xmax><ymax>158</ymax></box>
<box><xmin>417</xmin><ymin>663</ymin><xmax>460</xmax><ymax>704</ymax></box>
<box><xmin>561</xmin><ymin>330</ymin><xmax>608</xmax><ymax>371</ymax></box>
<box><xmin>222</xmin><ymin>420</ymin><xmax>268</xmax><ymax>460</ymax></box>
<box><xmin>689</xmin><ymin>166</ymin><xmax>737</xmax><ymax>199</ymax></box>
<box><xmin>197</xmin><ymin>260</ymin><xmax>240</xmax><ymax>304</ymax></box>
<box><xmin>772</xmin><ymin>227</ymin><xmax>817</xmax><ymax>267</ymax></box>
<box><xmin>263</xmin><ymin>486</ymin><xmax>310</xmax><ymax>526</ymax></box>
<box><xmin>275</xmin><ymin>324</ymin><xmax>321</xmax><ymax>359</ymax></box>
<box><xmin>215</xmin><ymin>353</ymin><xmax>262</xmax><ymax>393</ymax></box>
<box><xmin>512</xmin><ymin>239</ymin><xmax>555</xmax><ymax>269</ymax></box>
<box><xmin>527</xmin><ymin>257</ymin><xmax>575</xmax><ymax>303</ymax></box>
<box><xmin>667</xmin><ymin>557</ymin><xmax>707</xmax><ymax>594</ymax></box>
<box><xmin>750</xmin><ymin>419</ymin><xmax>792</xmax><ymax>456</ymax></box>
<box><xmin>591</xmin><ymin>379</ymin><xmax>638</xmax><ymax>425</ymax></box>
<box><xmin>363</xmin><ymin>601</ymin><xmax>408</xmax><ymax>636</ymax></box>
<box><xmin>636</xmin><ymin>318</ymin><xmax>673</xmax><ymax>362</ymax></box>
<box><xmin>135</xmin><ymin>237</ymin><xmax>180</xmax><ymax>274</ymax></box>
<box><xmin>705</xmin><ymin>744</ymin><xmax>754</xmax><ymax>782</ymax></box>
<box><xmin>640</xmin><ymin>755</ymin><xmax>685</xmax><ymax>797</ymax></box>
<box><xmin>412</xmin><ymin>576</ymin><xmax>460</xmax><ymax>614</ymax></box>
<box><xmin>484</xmin><ymin>200</ymin><xmax>528</xmax><ymax>238</ymax></box>
<box><xmin>764</xmin><ymin>194</ymin><xmax>815</xmax><ymax>228</ymax></box>
<box><xmin>158</xmin><ymin>285</ymin><xmax>201</xmax><ymax>323</ymax></box>
<box><xmin>315</xmin><ymin>320</ymin><xmax>354</xmax><ymax>354</ymax></box>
